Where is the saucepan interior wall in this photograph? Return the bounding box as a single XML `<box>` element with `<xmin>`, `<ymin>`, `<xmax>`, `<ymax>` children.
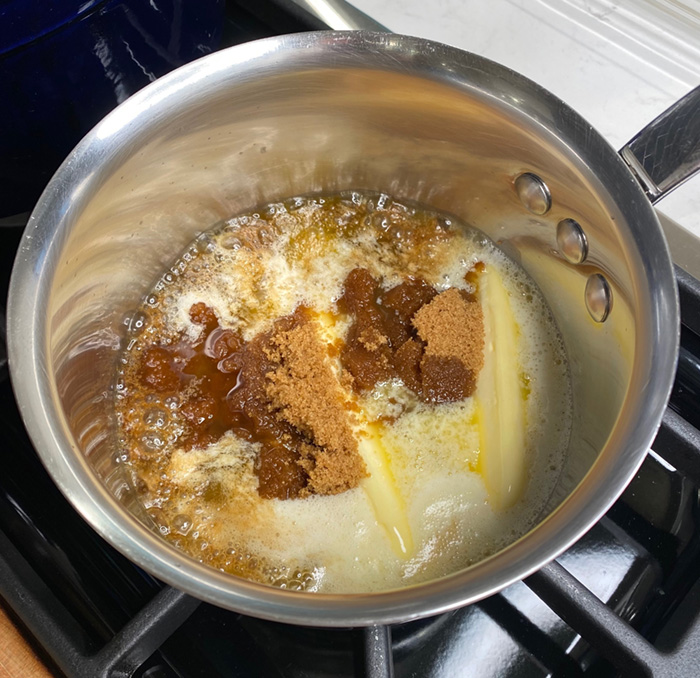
<box><xmin>46</xmin><ymin>61</ymin><xmax>637</xmax><ymax>538</ymax></box>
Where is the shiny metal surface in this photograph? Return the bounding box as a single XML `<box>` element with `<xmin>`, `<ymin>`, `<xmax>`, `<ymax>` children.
<box><xmin>585</xmin><ymin>273</ymin><xmax>612</xmax><ymax>323</ymax></box>
<box><xmin>7</xmin><ymin>31</ymin><xmax>679</xmax><ymax>626</ymax></box>
<box><xmin>514</xmin><ymin>172</ymin><xmax>552</xmax><ymax>216</ymax></box>
<box><xmin>620</xmin><ymin>84</ymin><xmax>700</xmax><ymax>203</ymax></box>
<box><xmin>288</xmin><ymin>0</ymin><xmax>387</xmax><ymax>31</ymax></box>
<box><xmin>556</xmin><ymin>218</ymin><xmax>588</xmax><ymax>264</ymax></box>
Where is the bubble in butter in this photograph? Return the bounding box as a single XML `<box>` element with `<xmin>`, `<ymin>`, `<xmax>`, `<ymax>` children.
<box><xmin>115</xmin><ymin>192</ymin><xmax>572</xmax><ymax>593</ymax></box>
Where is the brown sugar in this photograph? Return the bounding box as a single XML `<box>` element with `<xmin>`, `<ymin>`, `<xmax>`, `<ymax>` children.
<box><xmin>392</xmin><ymin>338</ymin><xmax>423</xmax><ymax>393</ymax></box>
<box><xmin>264</xmin><ymin>319</ymin><xmax>367</xmax><ymax>496</ymax></box>
<box><xmin>338</xmin><ymin>267</ymin><xmax>485</xmax><ymax>403</ymax></box>
<box><xmin>338</xmin><ymin>268</ymin><xmax>396</xmax><ymax>391</ymax></box>
<box><xmin>412</xmin><ymin>288</ymin><xmax>485</xmax><ymax>401</ymax></box>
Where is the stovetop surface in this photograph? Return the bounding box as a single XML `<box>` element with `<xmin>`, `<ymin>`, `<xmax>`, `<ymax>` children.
<box><xmin>2</xmin><ymin>2</ymin><xmax>700</xmax><ymax>677</ymax></box>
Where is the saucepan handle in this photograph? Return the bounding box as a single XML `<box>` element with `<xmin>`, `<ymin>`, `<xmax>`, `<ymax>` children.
<box><xmin>285</xmin><ymin>0</ymin><xmax>388</xmax><ymax>31</ymax></box>
<box><xmin>620</xmin><ymin>85</ymin><xmax>700</xmax><ymax>204</ymax></box>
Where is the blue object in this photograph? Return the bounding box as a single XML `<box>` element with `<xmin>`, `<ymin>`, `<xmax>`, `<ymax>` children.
<box><xmin>0</xmin><ymin>0</ymin><xmax>224</xmax><ymax>217</ymax></box>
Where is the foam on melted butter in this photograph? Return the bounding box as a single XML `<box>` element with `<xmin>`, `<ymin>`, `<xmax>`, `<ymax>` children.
<box><xmin>123</xmin><ymin>194</ymin><xmax>572</xmax><ymax>593</ymax></box>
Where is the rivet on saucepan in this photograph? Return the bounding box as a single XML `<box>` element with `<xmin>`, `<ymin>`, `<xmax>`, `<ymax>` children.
<box><xmin>585</xmin><ymin>273</ymin><xmax>612</xmax><ymax>323</ymax></box>
<box><xmin>514</xmin><ymin>172</ymin><xmax>551</xmax><ymax>215</ymax></box>
<box><xmin>556</xmin><ymin>218</ymin><xmax>588</xmax><ymax>264</ymax></box>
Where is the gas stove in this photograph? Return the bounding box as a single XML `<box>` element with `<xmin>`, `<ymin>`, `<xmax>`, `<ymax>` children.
<box><xmin>1</xmin><ymin>2</ymin><xmax>700</xmax><ymax>677</ymax></box>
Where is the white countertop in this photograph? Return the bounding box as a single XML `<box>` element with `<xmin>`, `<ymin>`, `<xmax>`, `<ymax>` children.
<box><xmin>350</xmin><ymin>0</ymin><xmax>700</xmax><ymax>240</ymax></box>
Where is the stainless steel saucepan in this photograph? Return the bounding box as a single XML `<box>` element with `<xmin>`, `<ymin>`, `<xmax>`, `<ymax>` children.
<box><xmin>7</xmin><ymin>30</ymin><xmax>699</xmax><ymax>626</ymax></box>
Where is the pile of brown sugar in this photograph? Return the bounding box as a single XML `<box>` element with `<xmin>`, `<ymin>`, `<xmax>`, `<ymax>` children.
<box><xmin>339</xmin><ymin>268</ymin><xmax>485</xmax><ymax>402</ymax></box>
<box><xmin>413</xmin><ymin>288</ymin><xmax>485</xmax><ymax>401</ymax></box>
<box><xmin>264</xmin><ymin>319</ymin><xmax>367</xmax><ymax>496</ymax></box>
